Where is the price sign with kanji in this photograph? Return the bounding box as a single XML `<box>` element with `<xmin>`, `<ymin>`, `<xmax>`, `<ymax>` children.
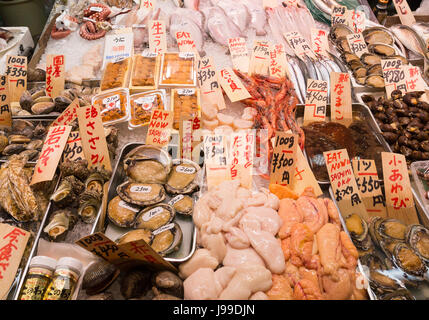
<box><xmin>331</xmin><ymin>5</ymin><xmax>347</xmax><ymax>25</ymax></box>
<box><xmin>404</xmin><ymin>65</ymin><xmax>427</xmax><ymax>93</ymax></box>
<box><xmin>303</xmin><ymin>79</ymin><xmax>328</xmax><ymax>125</ymax></box>
<box><xmin>347</xmin><ymin>9</ymin><xmax>365</xmax><ymax>33</ymax></box>
<box><xmin>230</xmin><ymin>130</ymin><xmax>254</xmax><ymax>189</ymax></box>
<box><xmin>292</xmin><ymin>144</ymin><xmax>323</xmax><ymax>196</ymax></box>
<box><xmin>352</xmin><ymin>159</ymin><xmax>387</xmax><ymax>218</ymax></box>
<box><xmin>146</xmin><ymin>108</ymin><xmax>173</xmax><ymax>148</ymax></box>
<box><xmin>381</xmin><ymin>58</ymin><xmax>407</xmax><ymax>98</ymax></box>
<box><xmin>31</xmin><ymin>125</ymin><xmax>72</xmax><ymax>185</ymax></box>
<box><xmin>204</xmin><ymin>133</ymin><xmax>231</xmax><ymax>190</ymax></box>
<box><xmin>269</xmin><ymin>43</ymin><xmax>288</xmax><ymax>79</ymax></box>
<box><xmin>218</xmin><ymin>67</ymin><xmax>251</xmax><ymax>103</ymax></box>
<box><xmin>381</xmin><ymin>152</ymin><xmax>419</xmax><ymax>224</ymax></box>
<box><xmin>249</xmin><ymin>40</ymin><xmax>271</xmax><ymax>76</ymax></box>
<box><xmin>77</xmin><ymin>106</ymin><xmax>112</xmax><ymax>171</ymax></box>
<box><xmin>346</xmin><ymin>33</ymin><xmax>368</xmax><ymax>58</ymax></box>
<box><xmin>191</xmin><ymin>116</ymin><xmax>202</xmax><ymax>164</ymax></box>
<box><xmin>284</xmin><ymin>31</ymin><xmax>317</xmax><ymax>60</ymax></box>
<box><xmin>330</xmin><ymin>72</ymin><xmax>352</xmax><ymax>127</ymax></box>
<box><xmin>149</xmin><ymin>20</ymin><xmax>167</xmax><ymax>54</ymax></box>
<box><xmin>0</xmin><ymin>224</ymin><xmax>30</xmax><ymax>299</ymax></box>
<box><xmin>46</xmin><ymin>54</ymin><xmax>65</xmax><ymax>99</ymax></box>
<box><xmin>197</xmin><ymin>56</ymin><xmax>226</xmax><ymax>110</ymax></box>
<box><xmin>311</xmin><ymin>28</ymin><xmax>329</xmax><ymax>58</ymax></box>
<box><xmin>324</xmin><ymin>149</ymin><xmax>369</xmax><ymax>220</ymax></box>
<box><xmin>392</xmin><ymin>0</ymin><xmax>416</xmax><ymax>27</ymax></box>
<box><xmin>140</xmin><ymin>0</ymin><xmax>155</xmax><ymax>9</ymax></box>
<box><xmin>103</xmin><ymin>32</ymin><xmax>134</xmax><ymax>68</ymax></box>
<box><xmin>228</xmin><ymin>37</ymin><xmax>250</xmax><ymax>73</ymax></box>
<box><xmin>270</xmin><ymin>132</ymin><xmax>297</xmax><ymax>186</ymax></box>
<box><xmin>179</xmin><ymin>116</ymin><xmax>193</xmax><ymax>160</ymax></box>
<box><xmin>51</xmin><ymin>98</ymin><xmax>80</xmax><ymax>127</ymax></box>
<box><xmin>63</xmin><ymin>131</ymin><xmax>85</xmax><ymax>162</ymax></box>
<box><xmin>176</xmin><ymin>31</ymin><xmax>199</xmax><ymax>57</ymax></box>
<box><xmin>5</xmin><ymin>56</ymin><xmax>27</xmax><ymax>103</ymax></box>
<box><xmin>0</xmin><ymin>75</ymin><xmax>11</xmax><ymax>129</ymax></box>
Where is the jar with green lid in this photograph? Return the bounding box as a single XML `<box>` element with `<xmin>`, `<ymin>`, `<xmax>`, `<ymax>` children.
<box><xmin>43</xmin><ymin>257</ymin><xmax>83</xmax><ymax>301</ymax></box>
<box><xmin>18</xmin><ymin>255</ymin><xmax>57</xmax><ymax>300</ymax></box>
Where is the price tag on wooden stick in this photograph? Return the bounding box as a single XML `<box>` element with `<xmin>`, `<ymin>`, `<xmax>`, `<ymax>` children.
<box><xmin>204</xmin><ymin>133</ymin><xmax>231</xmax><ymax>190</ymax></box>
<box><xmin>5</xmin><ymin>55</ymin><xmax>27</xmax><ymax>103</ymax></box>
<box><xmin>176</xmin><ymin>31</ymin><xmax>199</xmax><ymax>57</ymax></box>
<box><xmin>404</xmin><ymin>65</ymin><xmax>427</xmax><ymax>92</ymax></box>
<box><xmin>392</xmin><ymin>0</ymin><xmax>416</xmax><ymax>27</ymax></box>
<box><xmin>270</xmin><ymin>132</ymin><xmax>297</xmax><ymax>186</ymax></box>
<box><xmin>149</xmin><ymin>20</ymin><xmax>167</xmax><ymax>54</ymax></box>
<box><xmin>346</xmin><ymin>33</ymin><xmax>368</xmax><ymax>58</ymax></box>
<box><xmin>330</xmin><ymin>72</ymin><xmax>352</xmax><ymax>127</ymax></box>
<box><xmin>0</xmin><ymin>224</ymin><xmax>30</xmax><ymax>300</ymax></box>
<box><xmin>197</xmin><ymin>56</ymin><xmax>226</xmax><ymax>110</ymax></box>
<box><xmin>51</xmin><ymin>98</ymin><xmax>80</xmax><ymax>127</ymax></box>
<box><xmin>324</xmin><ymin>148</ymin><xmax>369</xmax><ymax>221</ymax></box>
<box><xmin>381</xmin><ymin>152</ymin><xmax>419</xmax><ymax>225</ymax></box>
<box><xmin>284</xmin><ymin>31</ymin><xmax>317</xmax><ymax>60</ymax></box>
<box><xmin>46</xmin><ymin>54</ymin><xmax>65</xmax><ymax>99</ymax></box>
<box><xmin>291</xmin><ymin>145</ymin><xmax>323</xmax><ymax>197</ymax></box>
<box><xmin>103</xmin><ymin>32</ymin><xmax>134</xmax><ymax>68</ymax></box>
<box><xmin>381</xmin><ymin>58</ymin><xmax>407</xmax><ymax>98</ymax></box>
<box><xmin>218</xmin><ymin>67</ymin><xmax>251</xmax><ymax>103</ymax></box>
<box><xmin>311</xmin><ymin>28</ymin><xmax>330</xmax><ymax>58</ymax></box>
<box><xmin>230</xmin><ymin>130</ymin><xmax>254</xmax><ymax>189</ymax></box>
<box><xmin>63</xmin><ymin>131</ymin><xmax>85</xmax><ymax>162</ymax></box>
<box><xmin>228</xmin><ymin>37</ymin><xmax>250</xmax><ymax>73</ymax></box>
<box><xmin>331</xmin><ymin>5</ymin><xmax>347</xmax><ymax>25</ymax></box>
<box><xmin>179</xmin><ymin>116</ymin><xmax>193</xmax><ymax>160</ymax></box>
<box><xmin>31</xmin><ymin>125</ymin><xmax>72</xmax><ymax>185</ymax></box>
<box><xmin>347</xmin><ymin>9</ymin><xmax>365</xmax><ymax>33</ymax></box>
<box><xmin>0</xmin><ymin>75</ymin><xmax>11</xmax><ymax>129</ymax></box>
<box><xmin>249</xmin><ymin>40</ymin><xmax>271</xmax><ymax>76</ymax></box>
<box><xmin>352</xmin><ymin>159</ymin><xmax>387</xmax><ymax>218</ymax></box>
<box><xmin>77</xmin><ymin>106</ymin><xmax>112</xmax><ymax>172</ymax></box>
<box><xmin>269</xmin><ymin>43</ymin><xmax>288</xmax><ymax>79</ymax></box>
<box><xmin>146</xmin><ymin>108</ymin><xmax>173</xmax><ymax>148</ymax></box>
<box><xmin>140</xmin><ymin>0</ymin><xmax>156</xmax><ymax>9</ymax></box>
<box><xmin>303</xmin><ymin>79</ymin><xmax>328</xmax><ymax>125</ymax></box>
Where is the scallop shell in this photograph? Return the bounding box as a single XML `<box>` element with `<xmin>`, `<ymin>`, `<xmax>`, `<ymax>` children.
<box><xmin>134</xmin><ymin>203</ymin><xmax>175</xmax><ymax>231</ymax></box>
<box><xmin>165</xmin><ymin>159</ymin><xmax>200</xmax><ymax>195</ymax></box>
<box><xmin>107</xmin><ymin>195</ymin><xmax>140</xmax><ymax>228</ymax></box>
<box><xmin>117</xmin><ymin>181</ymin><xmax>166</xmax><ymax>206</ymax></box>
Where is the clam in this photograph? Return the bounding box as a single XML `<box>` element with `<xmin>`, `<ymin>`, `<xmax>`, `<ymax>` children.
<box><xmin>82</xmin><ymin>260</ymin><xmax>120</xmax><ymax>295</ymax></box>
<box><xmin>151</xmin><ymin>223</ymin><xmax>183</xmax><ymax>256</ymax></box>
<box><xmin>117</xmin><ymin>181</ymin><xmax>166</xmax><ymax>206</ymax></box>
<box><xmin>17</xmin><ymin>110</ymin><xmax>32</xmax><ymax>116</ymax></box>
<box><xmin>365</xmin><ymin>75</ymin><xmax>385</xmax><ymax>88</ymax></box>
<box><xmin>169</xmin><ymin>194</ymin><xmax>194</xmax><ymax>216</ymax></box>
<box><xmin>43</xmin><ymin>209</ymin><xmax>78</xmax><ymax>241</ymax></box>
<box><xmin>368</xmin><ymin>43</ymin><xmax>396</xmax><ymax>57</ymax></box>
<box><xmin>361</xmin><ymin>53</ymin><xmax>381</xmax><ymax>66</ymax></box>
<box><xmin>117</xmin><ymin>228</ymin><xmax>153</xmax><ymax>245</ymax></box>
<box><xmin>12</xmin><ymin>119</ymin><xmax>34</xmax><ymax>138</ymax></box>
<box><xmin>363</xmin><ymin>27</ymin><xmax>394</xmax><ymax>45</ymax></box>
<box><xmin>165</xmin><ymin>159</ymin><xmax>200</xmax><ymax>195</ymax></box>
<box><xmin>54</xmin><ymin>96</ymin><xmax>72</xmax><ymax>112</ymax></box>
<box><xmin>348</xmin><ymin>60</ymin><xmax>364</xmax><ymax>71</ymax></box>
<box><xmin>31</xmin><ymin>102</ymin><xmax>55</xmax><ymax>115</ymax></box>
<box><xmin>33</xmin><ymin>96</ymin><xmax>53</xmax><ymax>104</ymax></box>
<box><xmin>107</xmin><ymin>195</ymin><xmax>139</xmax><ymax>228</ymax></box>
<box><xmin>3</xmin><ymin>144</ymin><xmax>26</xmax><ymax>156</ymax></box>
<box><xmin>31</xmin><ymin>89</ymin><xmax>46</xmax><ymax>101</ymax></box>
<box><xmin>0</xmin><ymin>134</ymin><xmax>8</xmax><ymax>153</ymax></box>
<box><xmin>19</xmin><ymin>90</ymin><xmax>33</xmax><ymax>112</ymax></box>
<box><xmin>336</xmin><ymin>36</ymin><xmax>351</xmax><ymax>53</ymax></box>
<box><xmin>342</xmin><ymin>52</ymin><xmax>360</xmax><ymax>64</ymax></box>
<box><xmin>406</xmin><ymin>225</ymin><xmax>429</xmax><ymax>263</ymax></box>
<box><xmin>379</xmin><ymin>289</ymin><xmax>415</xmax><ymax>300</ymax></box>
<box><xmin>392</xmin><ymin>242</ymin><xmax>427</xmax><ymax>278</ymax></box>
<box><xmin>135</xmin><ymin>204</ymin><xmax>175</xmax><ymax>231</ymax></box>
<box><xmin>18</xmin><ymin>149</ymin><xmax>39</xmax><ymax>161</ymax></box>
<box><xmin>344</xmin><ymin>214</ymin><xmax>372</xmax><ymax>251</ymax></box>
<box><xmin>329</xmin><ymin>23</ymin><xmax>354</xmax><ymax>41</ymax></box>
<box><xmin>378</xmin><ymin>218</ymin><xmax>407</xmax><ymax>241</ymax></box>
<box><xmin>152</xmin><ymin>271</ymin><xmax>183</xmax><ymax>298</ymax></box>
<box><xmin>78</xmin><ymin>189</ymin><xmax>102</xmax><ymax>223</ymax></box>
<box><xmin>355</xmin><ymin>77</ymin><xmax>366</xmax><ymax>85</ymax></box>
<box><xmin>33</xmin><ymin>122</ymin><xmax>47</xmax><ymax>138</ymax></box>
<box><xmin>367</xmin><ymin>64</ymin><xmax>382</xmax><ymax>76</ymax></box>
<box><xmin>26</xmin><ymin>139</ymin><xmax>44</xmax><ymax>150</ymax></box>
<box><xmin>8</xmin><ymin>134</ymin><xmax>30</xmax><ymax>144</ymax></box>
<box><xmin>353</xmin><ymin>67</ymin><xmax>367</xmax><ymax>78</ymax></box>
<box><xmin>120</xmin><ymin>269</ymin><xmax>151</xmax><ymax>299</ymax></box>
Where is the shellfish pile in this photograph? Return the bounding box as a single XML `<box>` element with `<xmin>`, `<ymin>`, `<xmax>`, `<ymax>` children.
<box><xmin>107</xmin><ymin>145</ymin><xmax>201</xmax><ymax>257</ymax></box>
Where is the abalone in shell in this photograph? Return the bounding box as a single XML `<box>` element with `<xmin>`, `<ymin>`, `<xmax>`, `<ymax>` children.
<box><xmin>107</xmin><ymin>195</ymin><xmax>139</xmax><ymax>227</ymax></box>
<box><xmin>135</xmin><ymin>203</ymin><xmax>175</xmax><ymax>231</ymax></box>
<box><xmin>368</xmin><ymin>43</ymin><xmax>396</xmax><ymax>56</ymax></box>
<box><xmin>116</xmin><ymin>228</ymin><xmax>153</xmax><ymax>245</ymax></box>
<box><xmin>117</xmin><ymin>181</ymin><xmax>166</xmax><ymax>206</ymax></box>
<box><xmin>361</xmin><ymin>53</ymin><xmax>382</xmax><ymax>66</ymax></box>
<box><xmin>169</xmin><ymin>194</ymin><xmax>194</xmax><ymax>216</ymax></box>
<box><xmin>151</xmin><ymin>223</ymin><xmax>183</xmax><ymax>256</ymax></box>
<box><xmin>165</xmin><ymin>159</ymin><xmax>200</xmax><ymax>195</ymax></box>
<box><xmin>406</xmin><ymin>224</ymin><xmax>429</xmax><ymax>263</ymax></box>
<box><xmin>126</xmin><ymin>159</ymin><xmax>170</xmax><ymax>184</ymax></box>
<box><xmin>363</xmin><ymin>28</ymin><xmax>394</xmax><ymax>45</ymax></box>
<box><xmin>392</xmin><ymin>242</ymin><xmax>427</xmax><ymax>278</ymax></box>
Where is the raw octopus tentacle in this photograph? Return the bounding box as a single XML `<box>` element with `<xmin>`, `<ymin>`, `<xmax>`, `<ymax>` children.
<box><xmin>79</xmin><ymin>3</ymin><xmax>111</xmax><ymax>41</ymax></box>
<box><xmin>51</xmin><ymin>16</ymin><xmax>78</xmax><ymax>40</ymax></box>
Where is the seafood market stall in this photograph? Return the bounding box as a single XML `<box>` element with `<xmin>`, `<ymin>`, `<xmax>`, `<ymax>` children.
<box><xmin>2</xmin><ymin>0</ymin><xmax>429</xmax><ymax>302</ymax></box>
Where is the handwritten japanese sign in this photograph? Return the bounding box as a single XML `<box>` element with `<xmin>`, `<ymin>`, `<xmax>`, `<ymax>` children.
<box><xmin>352</xmin><ymin>159</ymin><xmax>386</xmax><ymax>218</ymax></box>
<box><xmin>346</xmin><ymin>33</ymin><xmax>368</xmax><ymax>58</ymax></box>
<box><xmin>324</xmin><ymin>149</ymin><xmax>369</xmax><ymax>220</ymax></box>
<box><xmin>146</xmin><ymin>108</ymin><xmax>173</xmax><ymax>148</ymax></box>
<box><xmin>46</xmin><ymin>55</ymin><xmax>65</xmax><ymax>99</ymax></box>
<box><xmin>404</xmin><ymin>65</ymin><xmax>427</xmax><ymax>93</ymax></box>
<box><xmin>230</xmin><ymin>130</ymin><xmax>254</xmax><ymax>189</ymax></box>
<box><xmin>311</xmin><ymin>28</ymin><xmax>329</xmax><ymax>58</ymax></box>
<box><xmin>292</xmin><ymin>144</ymin><xmax>322</xmax><ymax>197</ymax></box>
<box><xmin>0</xmin><ymin>75</ymin><xmax>11</xmax><ymax>129</ymax></box>
<box><xmin>303</xmin><ymin>79</ymin><xmax>328</xmax><ymax>125</ymax></box>
<box><xmin>191</xmin><ymin>116</ymin><xmax>203</xmax><ymax>164</ymax></box>
<box><xmin>0</xmin><ymin>224</ymin><xmax>30</xmax><ymax>300</ymax></box>
<box><xmin>103</xmin><ymin>32</ymin><xmax>134</xmax><ymax>68</ymax></box>
<box><xmin>204</xmin><ymin>133</ymin><xmax>231</xmax><ymax>190</ymax></box>
<box><xmin>5</xmin><ymin>56</ymin><xmax>27</xmax><ymax>103</ymax></box>
<box><xmin>330</xmin><ymin>72</ymin><xmax>352</xmax><ymax>127</ymax></box>
<box><xmin>381</xmin><ymin>152</ymin><xmax>419</xmax><ymax>224</ymax></box>
<box><xmin>392</xmin><ymin>0</ymin><xmax>416</xmax><ymax>27</ymax></box>
<box><xmin>347</xmin><ymin>9</ymin><xmax>365</xmax><ymax>33</ymax></box>
<box><xmin>331</xmin><ymin>5</ymin><xmax>347</xmax><ymax>25</ymax></box>
<box><xmin>77</xmin><ymin>106</ymin><xmax>112</xmax><ymax>171</ymax></box>
<box><xmin>269</xmin><ymin>43</ymin><xmax>288</xmax><ymax>79</ymax></box>
<box><xmin>31</xmin><ymin>125</ymin><xmax>72</xmax><ymax>185</ymax></box>
<box><xmin>228</xmin><ymin>37</ymin><xmax>250</xmax><ymax>73</ymax></box>
<box><xmin>270</xmin><ymin>132</ymin><xmax>297</xmax><ymax>186</ymax></box>
<box><xmin>197</xmin><ymin>56</ymin><xmax>226</xmax><ymax>110</ymax></box>
<box><xmin>76</xmin><ymin>232</ymin><xmax>176</xmax><ymax>271</ymax></box>
<box><xmin>284</xmin><ymin>31</ymin><xmax>316</xmax><ymax>60</ymax></box>
<box><xmin>63</xmin><ymin>131</ymin><xmax>85</xmax><ymax>162</ymax></box>
<box><xmin>218</xmin><ymin>67</ymin><xmax>251</xmax><ymax>103</ymax></box>
<box><xmin>180</xmin><ymin>117</ymin><xmax>193</xmax><ymax>160</ymax></box>
<box><xmin>249</xmin><ymin>40</ymin><xmax>271</xmax><ymax>76</ymax></box>
<box><xmin>149</xmin><ymin>20</ymin><xmax>167</xmax><ymax>54</ymax></box>
<box><xmin>381</xmin><ymin>58</ymin><xmax>407</xmax><ymax>98</ymax></box>
<box><xmin>176</xmin><ymin>31</ymin><xmax>199</xmax><ymax>56</ymax></box>
<box><xmin>51</xmin><ymin>98</ymin><xmax>80</xmax><ymax>127</ymax></box>
<box><xmin>140</xmin><ymin>0</ymin><xmax>155</xmax><ymax>9</ymax></box>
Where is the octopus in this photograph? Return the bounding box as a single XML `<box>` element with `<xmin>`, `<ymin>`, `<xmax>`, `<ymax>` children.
<box><xmin>79</xmin><ymin>3</ymin><xmax>111</xmax><ymax>40</ymax></box>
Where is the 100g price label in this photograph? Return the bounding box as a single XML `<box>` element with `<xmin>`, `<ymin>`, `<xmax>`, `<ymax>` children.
<box><xmin>270</xmin><ymin>132</ymin><xmax>297</xmax><ymax>185</ymax></box>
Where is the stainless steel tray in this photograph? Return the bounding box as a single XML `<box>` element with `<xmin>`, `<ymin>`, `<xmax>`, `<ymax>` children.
<box><xmin>296</xmin><ymin>103</ymin><xmax>390</xmax><ymax>185</ymax></box>
<box><xmin>329</xmin><ymin>186</ymin><xmax>429</xmax><ymax>300</ymax></box>
<box><xmin>91</xmin><ymin>142</ymin><xmax>197</xmax><ymax>264</ymax></box>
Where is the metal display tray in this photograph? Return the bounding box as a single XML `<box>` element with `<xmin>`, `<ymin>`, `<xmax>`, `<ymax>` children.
<box><xmin>329</xmin><ymin>186</ymin><xmax>429</xmax><ymax>300</ymax></box>
<box><xmin>91</xmin><ymin>142</ymin><xmax>197</xmax><ymax>264</ymax></box>
<box><xmin>296</xmin><ymin>103</ymin><xmax>391</xmax><ymax>185</ymax></box>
